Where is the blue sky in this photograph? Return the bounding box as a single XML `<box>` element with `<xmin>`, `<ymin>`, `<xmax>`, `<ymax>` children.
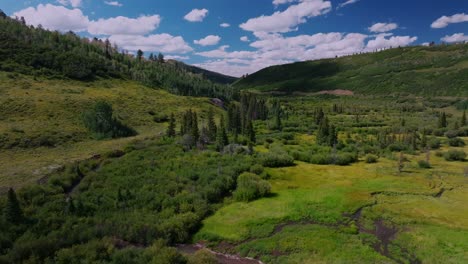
<box><xmin>3</xmin><ymin>0</ymin><xmax>468</xmax><ymax>76</ymax></box>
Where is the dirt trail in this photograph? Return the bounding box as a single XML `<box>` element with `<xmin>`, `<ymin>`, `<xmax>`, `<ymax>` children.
<box><xmin>177</xmin><ymin>243</ymin><xmax>264</xmax><ymax>264</ymax></box>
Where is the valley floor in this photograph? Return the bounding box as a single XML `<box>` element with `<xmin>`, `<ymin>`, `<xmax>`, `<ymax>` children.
<box><xmin>196</xmin><ymin>144</ymin><xmax>468</xmax><ymax>263</ymax></box>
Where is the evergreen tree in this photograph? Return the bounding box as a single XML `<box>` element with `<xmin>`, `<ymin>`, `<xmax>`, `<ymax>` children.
<box><xmin>439</xmin><ymin>112</ymin><xmax>448</xmax><ymax>128</ymax></box>
<box><xmin>462</xmin><ymin>110</ymin><xmax>466</xmax><ymax>127</ymax></box>
<box><xmin>149</xmin><ymin>53</ymin><xmax>154</xmax><ymax>61</ymax></box>
<box><xmin>216</xmin><ymin>115</ymin><xmax>229</xmax><ymax>151</ymax></box>
<box><xmin>137</xmin><ymin>49</ymin><xmax>144</xmax><ymax>62</ymax></box>
<box><xmin>316</xmin><ymin>117</ymin><xmax>330</xmax><ymax>145</ymax></box>
<box><xmin>4</xmin><ymin>188</ymin><xmax>23</xmax><ymax>223</ymax></box>
<box><xmin>157</xmin><ymin>52</ymin><xmax>165</xmax><ymax>63</ymax></box>
<box><xmin>246</xmin><ymin>119</ymin><xmax>256</xmax><ymax>143</ymax></box>
<box><xmin>328</xmin><ymin>124</ymin><xmax>338</xmax><ymax>147</ymax></box>
<box><xmin>207</xmin><ymin>108</ymin><xmax>217</xmax><ymax>141</ymax></box>
<box><xmin>166</xmin><ymin>113</ymin><xmax>176</xmax><ymax>137</ymax></box>
<box><xmin>191</xmin><ymin>111</ymin><xmax>199</xmax><ymax>143</ymax></box>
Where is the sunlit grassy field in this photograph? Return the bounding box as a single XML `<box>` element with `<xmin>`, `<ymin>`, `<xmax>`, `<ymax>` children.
<box><xmin>196</xmin><ymin>142</ymin><xmax>468</xmax><ymax>263</ymax></box>
<box><xmin>0</xmin><ymin>71</ymin><xmax>220</xmax><ymax>188</ymax></box>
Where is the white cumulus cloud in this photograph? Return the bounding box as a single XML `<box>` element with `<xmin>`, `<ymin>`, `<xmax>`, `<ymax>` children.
<box><xmin>88</xmin><ymin>15</ymin><xmax>161</xmax><ymax>35</ymax></box>
<box><xmin>240</xmin><ymin>36</ymin><xmax>250</xmax><ymax>42</ymax></box>
<box><xmin>184</xmin><ymin>8</ymin><xmax>208</xmax><ymax>22</ymax></box>
<box><xmin>220</xmin><ymin>23</ymin><xmax>230</xmax><ymax>27</ymax></box>
<box><xmin>441</xmin><ymin>33</ymin><xmax>468</xmax><ymax>43</ymax></box>
<box><xmin>366</xmin><ymin>35</ymin><xmax>417</xmax><ymax>50</ymax></box>
<box><xmin>13</xmin><ymin>4</ymin><xmax>89</xmax><ymax>32</ymax></box>
<box><xmin>368</xmin><ymin>22</ymin><xmax>398</xmax><ymax>33</ymax></box>
<box><xmin>109</xmin><ymin>34</ymin><xmax>193</xmax><ymax>53</ymax></box>
<box><xmin>57</xmin><ymin>0</ymin><xmax>82</xmax><ymax>8</ymax></box>
<box><xmin>240</xmin><ymin>0</ymin><xmax>332</xmax><ymax>33</ymax></box>
<box><xmin>338</xmin><ymin>0</ymin><xmax>359</xmax><ymax>9</ymax></box>
<box><xmin>104</xmin><ymin>1</ymin><xmax>123</xmax><ymax>7</ymax></box>
<box><xmin>431</xmin><ymin>13</ymin><xmax>468</xmax><ymax>28</ymax></box>
<box><xmin>194</xmin><ymin>35</ymin><xmax>221</xmax><ymax>46</ymax></box>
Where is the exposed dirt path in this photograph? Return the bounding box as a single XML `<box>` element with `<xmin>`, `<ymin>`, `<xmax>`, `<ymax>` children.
<box><xmin>177</xmin><ymin>243</ymin><xmax>264</xmax><ymax>264</ymax></box>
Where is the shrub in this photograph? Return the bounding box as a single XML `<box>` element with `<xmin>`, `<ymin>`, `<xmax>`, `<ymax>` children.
<box><xmin>448</xmin><ymin>137</ymin><xmax>465</xmax><ymax>147</ymax></box>
<box><xmin>444</xmin><ymin>150</ymin><xmax>466</xmax><ymax>161</ymax></box>
<box><xmin>418</xmin><ymin>160</ymin><xmax>431</xmax><ymax>168</ymax></box>
<box><xmin>249</xmin><ymin>164</ymin><xmax>264</xmax><ymax>175</ymax></box>
<box><xmin>309</xmin><ymin>153</ymin><xmax>332</xmax><ymax>165</ymax></box>
<box><xmin>428</xmin><ymin>138</ymin><xmax>441</xmax><ymax>149</ymax></box>
<box><xmin>445</xmin><ymin>130</ymin><xmax>459</xmax><ymax>139</ymax></box>
<box><xmin>335</xmin><ymin>153</ymin><xmax>358</xmax><ymax>166</ymax></box>
<box><xmin>233</xmin><ymin>172</ymin><xmax>271</xmax><ymax>202</ymax></box>
<box><xmin>259</xmin><ymin>151</ymin><xmax>294</xmax><ymax>167</ymax></box>
<box><xmin>365</xmin><ymin>154</ymin><xmax>379</xmax><ymax>163</ymax></box>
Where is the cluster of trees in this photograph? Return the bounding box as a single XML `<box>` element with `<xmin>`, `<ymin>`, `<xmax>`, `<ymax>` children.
<box><xmin>167</xmin><ymin>109</ymin><xmax>230</xmax><ymax>151</ymax></box>
<box><xmin>82</xmin><ymin>101</ymin><xmax>136</xmax><ymax>139</ymax></box>
<box><xmin>0</xmin><ymin>15</ymin><xmax>236</xmax><ymax>100</ymax></box>
<box><xmin>314</xmin><ymin>109</ymin><xmax>338</xmax><ymax>147</ymax></box>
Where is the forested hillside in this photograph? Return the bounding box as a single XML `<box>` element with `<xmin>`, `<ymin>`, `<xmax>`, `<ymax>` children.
<box><xmin>0</xmin><ymin>12</ymin><xmax>236</xmax><ymax>100</ymax></box>
<box><xmin>235</xmin><ymin>44</ymin><xmax>468</xmax><ymax>96</ymax></box>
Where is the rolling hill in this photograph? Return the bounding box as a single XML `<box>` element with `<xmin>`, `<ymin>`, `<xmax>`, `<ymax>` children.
<box><xmin>235</xmin><ymin>44</ymin><xmax>468</xmax><ymax>96</ymax></box>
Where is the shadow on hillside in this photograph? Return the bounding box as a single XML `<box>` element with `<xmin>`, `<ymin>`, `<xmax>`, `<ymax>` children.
<box><xmin>276</xmin><ymin>61</ymin><xmax>340</xmax><ymax>94</ymax></box>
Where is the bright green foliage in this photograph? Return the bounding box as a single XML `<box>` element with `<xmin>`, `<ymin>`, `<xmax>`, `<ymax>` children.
<box><xmin>233</xmin><ymin>172</ymin><xmax>271</xmax><ymax>202</ymax></box>
<box><xmin>4</xmin><ymin>188</ymin><xmax>23</xmax><ymax>223</ymax></box>
<box><xmin>82</xmin><ymin>101</ymin><xmax>136</xmax><ymax>139</ymax></box>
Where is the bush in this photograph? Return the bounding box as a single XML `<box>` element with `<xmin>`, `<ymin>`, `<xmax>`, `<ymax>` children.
<box><xmin>249</xmin><ymin>164</ymin><xmax>264</xmax><ymax>175</ymax></box>
<box><xmin>259</xmin><ymin>151</ymin><xmax>294</xmax><ymax>167</ymax></box>
<box><xmin>444</xmin><ymin>150</ymin><xmax>467</xmax><ymax>161</ymax></box>
<box><xmin>418</xmin><ymin>160</ymin><xmax>431</xmax><ymax>169</ymax></box>
<box><xmin>448</xmin><ymin>137</ymin><xmax>465</xmax><ymax>147</ymax></box>
<box><xmin>445</xmin><ymin>130</ymin><xmax>459</xmax><ymax>138</ymax></box>
<box><xmin>233</xmin><ymin>173</ymin><xmax>271</xmax><ymax>202</ymax></box>
<box><xmin>428</xmin><ymin>138</ymin><xmax>441</xmax><ymax>149</ymax></box>
<box><xmin>335</xmin><ymin>153</ymin><xmax>358</xmax><ymax>166</ymax></box>
<box><xmin>365</xmin><ymin>154</ymin><xmax>379</xmax><ymax>163</ymax></box>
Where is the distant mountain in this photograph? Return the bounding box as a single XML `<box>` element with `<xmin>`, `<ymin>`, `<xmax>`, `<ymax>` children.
<box><xmin>234</xmin><ymin>44</ymin><xmax>468</xmax><ymax>96</ymax></box>
<box><xmin>166</xmin><ymin>60</ymin><xmax>237</xmax><ymax>85</ymax></box>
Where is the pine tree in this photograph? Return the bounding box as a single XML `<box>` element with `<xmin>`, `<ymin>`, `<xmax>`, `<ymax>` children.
<box><xmin>157</xmin><ymin>53</ymin><xmax>165</xmax><ymax>63</ymax></box>
<box><xmin>328</xmin><ymin>124</ymin><xmax>338</xmax><ymax>147</ymax></box>
<box><xmin>439</xmin><ymin>112</ymin><xmax>448</xmax><ymax>128</ymax></box>
<box><xmin>246</xmin><ymin>119</ymin><xmax>256</xmax><ymax>143</ymax></box>
<box><xmin>462</xmin><ymin>110</ymin><xmax>466</xmax><ymax>127</ymax></box>
<box><xmin>166</xmin><ymin>113</ymin><xmax>176</xmax><ymax>137</ymax></box>
<box><xmin>137</xmin><ymin>49</ymin><xmax>144</xmax><ymax>62</ymax></box>
<box><xmin>316</xmin><ymin>117</ymin><xmax>330</xmax><ymax>145</ymax></box>
<box><xmin>275</xmin><ymin>108</ymin><xmax>282</xmax><ymax>131</ymax></box>
<box><xmin>191</xmin><ymin>111</ymin><xmax>199</xmax><ymax>143</ymax></box>
<box><xmin>216</xmin><ymin>115</ymin><xmax>229</xmax><ymax>151</ymax></box>
<box><xmin>4</xmin><ymin>188</ymin><xmax>23</xmax><ymax>223</ymax></box>
<box><xmin>207</xmin><ymin>108</ymin><xmax>217</xmax><ymax>141</ymax></box>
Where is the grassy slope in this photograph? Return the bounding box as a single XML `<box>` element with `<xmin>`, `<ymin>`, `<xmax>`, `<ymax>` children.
<box><xmin>0</xmin><ymin>71</ymin><xmax>221</xmax><ymax>188</ymax></box>
<box><xmin>235</xmin><ymin>44</ymin><xmax>468</xmax><ymax>96</ymax></box>
<box><xmin>166</xmin><ymin>60</ymin><xmax>238</xmax><ymax>84</ymax></box>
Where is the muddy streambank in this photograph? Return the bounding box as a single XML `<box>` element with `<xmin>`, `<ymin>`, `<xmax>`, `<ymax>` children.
<box><xmin>176</xmin><ymin>243</ymin><xmax>264</xmax><ymax>264</ymax></box>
